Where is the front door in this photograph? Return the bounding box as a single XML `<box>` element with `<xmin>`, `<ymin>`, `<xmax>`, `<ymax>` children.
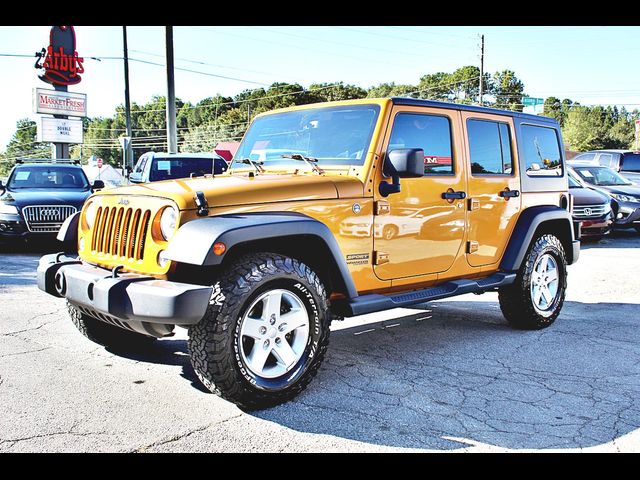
<box><xmin>461</xmin><ymin>112</ymin><xmax>521</xmax><ymax>267</ymax></box>
<box><xmin>373</xmin><ymin>106</ymin><xmax>466</xmax><ymax>280</ymax></box>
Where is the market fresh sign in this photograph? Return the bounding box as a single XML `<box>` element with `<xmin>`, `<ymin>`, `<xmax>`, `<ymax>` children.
<box><xmin>33</xmin><ymin>88</ymin><xmax>86</xmax><ymax>117</ymax></box>
<box><xmin>37</xmin><ymin>117</ymin><xmax>84</xmax><ymax>144</ymax></box>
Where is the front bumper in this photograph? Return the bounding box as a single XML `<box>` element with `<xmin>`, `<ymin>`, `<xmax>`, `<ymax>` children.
<box><xmin>573</xmin><ymin>212</ymin><xmax>613</xmax><ymax>237</ymax></box>
<box><xmin>0</xmin><ymin>214</ymin><xmax>59</xmax><ymax>240</ymax></box>
<box><xmin>37</xmin><ymin>253</ymin><xmax>212</xmax><ymax>327</ymax></box>
<box><xmin>613</xmin><ymin>202</ymin><xmax>640</xmax><ymax>227</ymax></box>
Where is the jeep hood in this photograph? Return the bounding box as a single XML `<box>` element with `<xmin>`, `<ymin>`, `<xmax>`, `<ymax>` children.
<box><xmin>93</xmin><ymin>173</ymin><xmax>365</xmax><ymax>210</ymax></box>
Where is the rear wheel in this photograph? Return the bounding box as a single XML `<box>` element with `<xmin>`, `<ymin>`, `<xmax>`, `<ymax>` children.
<box><xmin>188</xmin><ymin>253</ymin><xmax>331</xmax><ymax>410</ymax></box>
<box><xmin>498</xmin><ymin>234</ymin><xmax>567</xmax><ymax>330</ymax></box>
<box><xmin>382</xmin><ymin>225</ymin><xmax>398</xmax><ymax>240</ymax></box>
<box><xmin>67</xmin><ymin>301</ymin><xmax>156</xmax><ymax>347</ymax></box>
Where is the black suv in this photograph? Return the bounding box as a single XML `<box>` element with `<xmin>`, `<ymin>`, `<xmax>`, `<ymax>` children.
<box><xmin>0</xmin><ymin>160</ymin><xmax>101</xmax><ymax>245</ymax></box>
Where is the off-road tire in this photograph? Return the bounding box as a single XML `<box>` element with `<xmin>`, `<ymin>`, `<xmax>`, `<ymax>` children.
<box><xmin>188</xmin><ymin>253</ymin><xmax>331</xmax><ymax>411</ymax></box>
<box><xmin>67</xmin><ymin>301</ymin><xmax>156</xmax><ymax>347</ymax></box>
<box><xmin>498</xmin><ymin>234</ymin><xmax>568</xmax><ymax>330</ymax></box>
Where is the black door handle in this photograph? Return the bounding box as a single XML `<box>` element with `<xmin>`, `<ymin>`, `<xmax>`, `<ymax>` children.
<box><xmin>441</xmin><ymin>191</ymin><xmax>467</xmax><ymax>200</ymax></box>
<box><xmin>499</xmin><ymin>189</ymin><xmax>520</xmax><ymax>198</ymax></box>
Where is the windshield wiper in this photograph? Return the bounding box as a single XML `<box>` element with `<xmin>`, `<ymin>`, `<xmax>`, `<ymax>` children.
<box><xmin>281</xmin><ymin>154</ymin><xmax>324</xmax><ymax>175</ymax></box>
<box><xmin>236</xmin><ymin>158</ymin><xmax>265</xmax><ymax>174</ymax></box>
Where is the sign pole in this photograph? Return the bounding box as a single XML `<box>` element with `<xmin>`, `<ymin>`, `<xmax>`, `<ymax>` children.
<box><xmin>52</xmin><ymin>84</ymin><xmax>70</xmax><ymax>159</ymax></box>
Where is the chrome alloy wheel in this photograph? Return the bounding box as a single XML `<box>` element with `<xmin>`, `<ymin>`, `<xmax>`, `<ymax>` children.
<box><xmin>530</xmin><ymin>253</ymin><xmax>559</xmax><ymax>312</ymax></box>
<box><xmin>239</xmin><ymin>289</ymin><xmax>310</xmax><ymax>379</ymax></box>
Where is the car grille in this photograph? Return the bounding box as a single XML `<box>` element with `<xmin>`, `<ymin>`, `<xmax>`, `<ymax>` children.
<box><xmin>22</xmin><ymin>205</ymin><xmax>77</xmax><ymax>233</ymax></box>
<box><xmin>91</xmin><ymin>206</ymin><xmax>151</xmax><ymax>261</ymax></box>
<box><xmin>573</xmin><ymin>204</ymin><xmax>609</xmax><ymax>218</ymax></box>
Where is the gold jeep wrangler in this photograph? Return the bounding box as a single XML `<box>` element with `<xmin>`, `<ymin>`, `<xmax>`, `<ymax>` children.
<box><xmin>38</xmin><ymin>98</ymin><xmax>579</xmax><ymax>409</ymax></box>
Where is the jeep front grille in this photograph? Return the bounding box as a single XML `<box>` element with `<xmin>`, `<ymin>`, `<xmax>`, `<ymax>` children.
<box><xmin>573</xmin><ymin>204</ymin><xmax>609</xmax><ymax>218</ymax></box>
<box><xmin>22</xmin><ymin>205</ymin><xmax>77</xmax><ymax>232</ymax></box>
<box><xmin>91</xmin><ymin>206</ymin><xmax>151</xmax><ymax>261</ymax></box>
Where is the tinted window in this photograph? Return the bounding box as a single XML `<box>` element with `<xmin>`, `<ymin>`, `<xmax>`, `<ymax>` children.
<box><xmin>467</xmin><ymin>119</ymin><xmax>513</xmax><ymax>175</ymax></box>
<box><xmin>622</xmin><ymin>153</ymin><xmax>640</xmax><ymax>172</ymax></box>
<box><xmin>574</xmin><ymin>153</ymin><xmax>595</xmax><ymax>162</ymax></box>
<box><xmin>521</xmin><ymin>125</ymin><xmax>563</xmax><ymax>177</ymax></box>
<box><xmin>149</xmin><ymin>157</ymin><xmax>227</xmax><ymax>181</ymax></box>
<box><xmin>7</xmin><ymin>166</ymin><xmax>89</xmax><ymax>189</ymax></box>
<box><xmin>388</xmin><ymin>113</ymin><xmax>453</xmax><ymax>175</ymax></box>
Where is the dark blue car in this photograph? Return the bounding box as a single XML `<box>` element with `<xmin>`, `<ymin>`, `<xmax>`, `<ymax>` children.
<box><xmin>0</xmin><ymin>160</ymin><xmax>99</xmax><ymax>245</ymax></box>
<box><xmin>129</xmin><ymin>152</ymin><xmax>229</xmax><ymax>184</ymax></box>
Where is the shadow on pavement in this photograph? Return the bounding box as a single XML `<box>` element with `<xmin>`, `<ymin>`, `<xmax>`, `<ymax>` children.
<box><xmin>580</xmin><ymin>228</ymin><xmax>639</xmax><ymax>250</ymax></box>
<box><xmin>100</xmin><ymin>298</ymin><xmax>640</xmax><ymax>451</ymax></box>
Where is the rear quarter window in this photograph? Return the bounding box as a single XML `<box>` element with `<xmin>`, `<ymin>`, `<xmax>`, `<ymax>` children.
<box><xmin>521</xmin><ymin>125</ymin><xmax>563</xmax><ymax>177</ymax></box>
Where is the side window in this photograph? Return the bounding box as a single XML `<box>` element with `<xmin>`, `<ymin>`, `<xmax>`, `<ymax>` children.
<box><xmin>574</xmin><ymin>152</ymin><xmax>595</xmax><ymax>162</ymax></box>
<box><xmin>598</xmin><ymin>153</ymin><xmax>614</xmax><ymax>169</ymax></box>
<box><xmin>521</xmin><ymin>125</ymin><xmax>563</xmax><ymax>177</ymax></box>
<box><xmin>387</xmin><ymin>112</ymin><xmax>453</xmax><ymax>175</ymax></box>
<box><xmin>467</xmin><ymin>119</ymin><xmax>513</xmax><ymax>175</ymax></box>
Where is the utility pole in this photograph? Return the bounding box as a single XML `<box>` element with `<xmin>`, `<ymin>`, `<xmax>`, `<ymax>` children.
<box><xmin>165</xmin><ymin>26</ymin><xmax>177</xmax><ymax>153</ymax></box>
<box><xmin>122</xmin><ymin>26</ymin><xmax>132</xmax><ymax>168</ymax></box>
<box><xmin>479</xmin><ymin>34</ymin><xmax>485</xmax><ymax>107</ymax></box>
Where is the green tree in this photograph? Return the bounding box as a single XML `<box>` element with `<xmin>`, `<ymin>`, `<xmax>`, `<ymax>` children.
<box><xmin>306</xmin><ymin>82</ymin><xmax>367</xmax><ymax>102</ymax></box>
<box><xmin>563</xmin><ymin>106</ymin><xmax>608</xmax><ymax>151</ymax></box>
<box><xmin>0</xmin><ymin>119</ymin><xmax>51</xmax><ymax>174</ymax></box>
<box><xmin>492</xmin><ymin>70</ymin><xmax>525</xmax><ymax>111</ymax></box>
<box><xmin>416</xmin><ymin>72</ymin><xmax>451</xmax><ymax>100</ymax></box>
<box><xmin>366</xmin><ymin>82</ymin><xmax>416</xmax><ymax>98</ymax></box>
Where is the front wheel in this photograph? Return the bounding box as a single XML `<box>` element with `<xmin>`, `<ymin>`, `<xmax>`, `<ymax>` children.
<box><xmin>498</xmin><ymin>234</ymin><xmax>568</xmax><ymax>330</ymax></box>
<box><xmin>188</xmin><ymin>253</ymin><xmax>331</xmax><ymax>410</ymax></box>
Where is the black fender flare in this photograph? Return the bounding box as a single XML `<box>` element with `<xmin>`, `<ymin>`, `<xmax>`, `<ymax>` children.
<box><xmin>164</xmin><ymin>212</ymin><xmax>358</xmax><ymax>299</ymax></box>
<box><xmin>56</xmin><ymin>211</ymin><xmax>80</xmax><ymax>251</ymax></box>
<box><xmin>500</xmin><ymin>206</ymin><xmax>579</xmax><ymax>272</ymax></box>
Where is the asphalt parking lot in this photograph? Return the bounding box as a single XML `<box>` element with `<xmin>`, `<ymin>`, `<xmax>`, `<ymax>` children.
<box><xmin>1</xmin><ymin>231</ymin><xmax>639</xmax><ymax>452</ymax></box>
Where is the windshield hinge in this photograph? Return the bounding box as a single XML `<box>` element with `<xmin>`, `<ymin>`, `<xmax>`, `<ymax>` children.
<box><xmin>194</xmin><ymin>191</ymin><xmax>209</xmax><ymax>217</ymax></box>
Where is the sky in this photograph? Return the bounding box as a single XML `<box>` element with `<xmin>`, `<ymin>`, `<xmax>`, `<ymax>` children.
<box><xmin>1</xmin><ymin>25</ymin><xmax>639</xmax><ymax>150</ymax></box>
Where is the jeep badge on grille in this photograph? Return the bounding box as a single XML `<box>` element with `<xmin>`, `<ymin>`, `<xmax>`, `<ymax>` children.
<box><xmin>118</xmin><ymin>198</ymin><xmax>129</xmax><ymax>205</ymax></box>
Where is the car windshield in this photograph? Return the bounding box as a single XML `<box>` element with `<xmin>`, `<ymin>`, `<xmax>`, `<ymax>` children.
<box><xmin>149</xmin><ymin>157</ymin><xmax>222</xmax><ymax>182</ymax></box>
<box><xmin>232</xmin><ymin>104</ymin><xmax>380</xmax><ymax>169</ymax></box>
<box><xmin>568</xmin><ymin>174</ymin><xmax>582</xmax><ymax>188</ymax></box>
<box><xmin>7</xmin><ymin>166</ymin><xmax>90</xmax><ymax>189</ymax></box>
<box><xmin>572</xmin><ymin>166</ymin><xmax>633</xmax><ymax>186</ymax></box>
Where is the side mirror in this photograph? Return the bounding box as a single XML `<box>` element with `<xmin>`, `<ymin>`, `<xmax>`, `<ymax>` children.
<box><xmin>387</xmin><ymin>148</ymin><xmax>425</xmax><ymax>177</ymax></box>
<box><xmin>92</xmin><ymin>180</ymin><xmax>105</xmax><ymax>190</ymax></box>
<box><xmin>379</xmin><ymin>148</ymin><xmax>424</xmax><ymax>197</ymax></box>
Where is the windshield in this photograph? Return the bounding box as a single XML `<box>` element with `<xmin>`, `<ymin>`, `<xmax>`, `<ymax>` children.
<box><xmin>568</xmin><ymin>174</ymin><xmax>582</xmax><ymax>188</ymax></box>
<box><xmin>572</xmin><ymin>166</ymin><xmax>632</xmax><ymax>186</ymax></box>
<box><xmin>232</xmin><ymin>104</ymin><xmax>380</xmax><ymax>169</ymax></box>
<box><xmin>7</xmin><ymin>166</ymin><xmax>89</xmax><ymax>190</ymax></box>
<box><xmin>149</xmin><ymin>157</ymin><xmax>224</xmax><ymax>182</ymax></box>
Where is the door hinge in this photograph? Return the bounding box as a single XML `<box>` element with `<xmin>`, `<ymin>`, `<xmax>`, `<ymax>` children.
<box><xmin>374</xmin><ymin>251</ymin><xmax>390</xmax><ymax>265</ymax></box>
<box><xmin>468</xmin><ymin>198</ymin><xmax>480</xmax><ymax>211</ymax></box>
<box><xmin>467</xmin><ymin>241</ymin><xmax>479</xmax><ymax>254</ymax></box>
<box><xmin>375</xmin><ymin>200</ymin><xmax>390</xmax><ymax>215</ymax></box>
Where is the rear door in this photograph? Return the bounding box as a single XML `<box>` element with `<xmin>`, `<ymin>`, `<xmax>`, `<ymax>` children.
<box><xmin>461</xmin><ymin>112</ymin><xmax>521</xmax><ymax>267</ymax></box>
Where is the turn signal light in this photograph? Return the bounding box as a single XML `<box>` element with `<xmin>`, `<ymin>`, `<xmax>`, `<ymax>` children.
<box><xmin>213</xmin><ymin>242</ymin><xmax>226</xmax><ymax>256</ymax></box>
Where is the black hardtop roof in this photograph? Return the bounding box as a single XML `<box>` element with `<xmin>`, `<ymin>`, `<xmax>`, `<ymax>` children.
<box><xmin>391</xmin><ymin>97</ymin><xmax>557</xmax><ymax>124</ymax></box>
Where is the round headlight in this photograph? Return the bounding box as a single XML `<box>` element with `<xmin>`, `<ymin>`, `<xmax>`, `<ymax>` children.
<box><xmin>160</xmin><ymin>207</ymin><xmax>178</xmax><ymax>241</ymax></box>
<box><xmin>84</xmin><ymin>202</ymin><xmax>96</xmax><ymax>229</ymax></box>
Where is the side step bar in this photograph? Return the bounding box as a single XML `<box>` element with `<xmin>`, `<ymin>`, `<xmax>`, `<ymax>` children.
<box><xmin>341</xmin><ymin>272</ymin><xmax>516</xmax><ymax>317</ymax></box>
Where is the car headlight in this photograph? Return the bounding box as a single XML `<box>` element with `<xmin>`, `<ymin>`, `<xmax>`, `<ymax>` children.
<box><xmin>84</xmin><ymin>202</ymin><xmax>97</xmax><ymax>229</ymax></box>
<box><xmin>611</xmin><ymin>193</ymin><xmax>637</xmax><ymax>203</ymax></box>
<box><xmin>160</xmin><ymin>206</ymin><xmax>178</xmax><ymax>241</ymax></box>
<box><xmin>0</xmin><ymin>203</ymin><xmax>19</xmax><ymax>215</ymax></box>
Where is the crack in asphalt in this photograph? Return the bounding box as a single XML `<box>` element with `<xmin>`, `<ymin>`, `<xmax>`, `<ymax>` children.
<box><xmin>129</xmin><ymin>413</ymin><xmax>244</xmax><ymax>452</ymax></box>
